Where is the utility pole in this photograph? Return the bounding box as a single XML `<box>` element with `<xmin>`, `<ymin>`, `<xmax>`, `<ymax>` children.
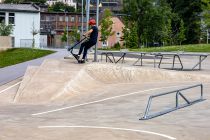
<box><xmin>81</xmin><ymin>0</ymin><xmax>84</xmax><ymax>36</ymax></box>
<box><xmin>66</xmin><ymin>10</ymin><xmax>69</xmax><ymax>47</ymax></box>
<box><xmin>86</xmin><ymin>0</ymin><xmax>90</xmax><ymax>32</ymax></box>
<box><xmin>94</xmin><ymin>0</ymin><xmax>99</xmax><ymax>62</ymax></box>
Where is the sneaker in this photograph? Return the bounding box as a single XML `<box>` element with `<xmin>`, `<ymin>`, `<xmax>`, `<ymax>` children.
<box><xmin>78</xmin><ymin>59</ymin><xmax>85</xmax><ymax>64</ymax></box>
<box><xmin>73</xmin><ymin>54</ymin><xmax>79</xmax><ymax>60</ymax></box>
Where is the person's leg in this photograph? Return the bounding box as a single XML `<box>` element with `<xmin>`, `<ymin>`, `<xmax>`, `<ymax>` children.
<box><xmin>78</xmin><ymin>41</ymin><xmax>88</xmax><ymax>55</ymax></box>
<box><xmin>82</xmin><ymin>42</ymin><xmax>95</xmax><ymax>60</ymax></box>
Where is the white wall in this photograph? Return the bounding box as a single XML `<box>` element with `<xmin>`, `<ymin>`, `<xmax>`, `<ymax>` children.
<box><xmin>40</xmin><ymin>35</ymin><xmax>47</xmax><ymax>48</ymax></box>
<box><xmin>9</xmin><ymin>12</ymin><xmax>40</xmax><ymax>48</ymax></box>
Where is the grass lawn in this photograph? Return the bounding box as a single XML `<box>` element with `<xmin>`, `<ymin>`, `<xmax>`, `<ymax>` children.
<box><xmin>0</xmin><ymin>48</ymin><xmax>55</xmax><ymax>68</ymax></box>
<box><xmin>99</xmin><ymin>44</ymin><xmax>210</xmax><ymax>53</ymax></box>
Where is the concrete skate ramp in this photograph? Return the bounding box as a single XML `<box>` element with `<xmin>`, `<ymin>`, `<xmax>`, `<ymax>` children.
<box><xmin>85</xmin><ymin>64</ymin><xmax>210</xmax><ymax>83</ymax></box>
<box><xmin>14</xmin><ymin>60</ymin><xmax>210</xmax><ymax>104</ymax></box>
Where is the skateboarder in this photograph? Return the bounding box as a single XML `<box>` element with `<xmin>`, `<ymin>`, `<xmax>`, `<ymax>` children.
<box><xmin>75</xmin><ymin>18</ymin><xmax>98</xmax><ymax>63</ymax></box>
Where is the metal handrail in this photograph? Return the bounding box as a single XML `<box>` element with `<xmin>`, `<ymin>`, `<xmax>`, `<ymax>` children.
<box><xmin>140</xmin><ymin>84</ymin><xmax>204</xmax><ymax>120</ymax></box>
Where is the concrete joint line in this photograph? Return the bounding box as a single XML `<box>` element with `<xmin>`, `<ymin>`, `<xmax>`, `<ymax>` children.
<box><xmin>0</xmin><ymin>81</ymin><xmax>21</xmax><ymax>95</ymax></box>
<box><xmin>31</xmin><ymin>84</ymin><xmax>204</xmax><ymax>116</ymax></box>
<box><xmin>38</xmin><ymin>125</ymin><xmax>176</xmax><ymax>140</ymax></box>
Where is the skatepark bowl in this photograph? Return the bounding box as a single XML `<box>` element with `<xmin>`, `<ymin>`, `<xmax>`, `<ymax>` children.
<box><xmin>0</xmin><ymin>54</ymin><xmax>210</xmax><ymax>140</ymax></box>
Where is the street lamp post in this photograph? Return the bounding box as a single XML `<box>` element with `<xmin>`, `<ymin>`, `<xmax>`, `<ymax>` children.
<box><xmin>65</xmin><ymin>10</ymin><xmax>69</xmax><ymax>47</ymax></box>
<box><xmin>94</xmin><ymin>0</ymin><xmax>99</xmax><ymax>62</ymax></box>
<box><xmin>81</xmin><ymin>0</ymin><xmax>84</xmax><ymax>36</ymax></box>
<box><xmin>86</xmin><ymin>0</ymin><xmax>90</xmax><ymax>32</ymax></box>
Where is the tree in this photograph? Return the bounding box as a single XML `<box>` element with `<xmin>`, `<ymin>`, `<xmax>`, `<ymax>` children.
<box><xmin>161</xmin><ymin>19</ymin><xmax>172</xmax><ymax>46</ymax></box>
<box><xmin>4</xmin><ymin>0</ymin><xmax>22</xmax><ymax>3</ymax></box>
<box><xmin>48</xmin><ymin>2</ymin><xmax>75</xmax><ymax>12</ymax></box>
<box><xmin>123</xmin><ymin>0</ymin><xmax>152</xmax><ymax>47</ymax></box>
<box><xmin>121</xmin><ymin>19</ymin><xmax>130</xmax><ymax>48</ymax></box>
<box><xmin>61</xmin><ymin>27</ymin><xmax>67</xmax><ymax>43</ymax></box>
<box><xmin>202</xmin><ymin>0</ymin><xmax>210</xmax><ymax>28</ymax></box>
<box><xmin>31</xmin><ymin>21</ymin><xmax>39</xmax><ymax>48</ymax></box>
<box><xmin>0</xmin><ymin>23</ymin><xmax>13</xmax><ymax>36</ymax></box>
<box><xmin>177</xmin><ymin>19</ymin><xmax>186</xmax><ymax>45</ymax></box>
<box><xmin>122</xmin><ymin>18</ymin><xmax>138</xmax><ymax>48</ymax></box>
<box><xmin>123</xmin><ymin>0</ymin><xmax>172</xmax><ymax>47</ymax></box>
<box><xmin>167</xmin><ymin>0</ymin><xmax>205</xmax><ymax>44</ymax></box>
<box><xmin>99</xmin><ymin>8</ymin><xmax>115</xmax><ymax>47</ymax></box>
<box><xmin>4</xmin><ymin>0</ymin><xmax>46</xmax><ymax>4</ymax></box>
<box><xmin>69</xmin><ymin>26</ymin><xmax>80</xmax><ymax>44</ymax></box>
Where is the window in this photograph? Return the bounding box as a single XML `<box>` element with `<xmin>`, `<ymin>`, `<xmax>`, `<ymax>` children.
<box><xmin>9</xmin><ymin>13</ymin><xmax>15</xmax><ymax>24</ymax></box>
<box><xmin>59</xmin><ymin>16</ymin><xmax>64</xmax><ymax>21</ymax></box>
<box><xmin>83</xmin><ymin>17</ymin><xmax>87</xmax><ymax>22</ymax></box>
<box><xmin>50</xmin><ymin>16</ymin><xmax>55</xmax><ymax>21</ymax></box>
<box><xmin>78</xmin><ymin>17</ymin><xmax>82</xmax><ymax>22</ymax></box>
<box><xmin>102</xmin><ymin>41</ymin><xmax>108</xmax><ymax>47</ymax></box>
<box><xmin>41</xmin><ymin>15</ymin><xmax>45</xmax><ymax>21</ymax></box>
<box><xmin>70</xmin><ymin>16</ymin><xmax>75</xmax><ymax>22</ymax></box>
<box><xmin>65</xmin><ymin>16</ymin><xmax>69</xmax><ymax>22</ymax></box>
<box><xmin>46</xmin><ymin>16</ymin><xmax>50</xmax><ymax>21</ymax></box>
<box><xmin>0</xmin><ymin>12</ymin><xmax>5</xmax><ymax>24</ymax></box>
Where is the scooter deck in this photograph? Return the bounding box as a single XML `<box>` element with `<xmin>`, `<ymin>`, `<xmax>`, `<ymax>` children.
<box><xmin>67</xmin><ymin>36</ymin><xmax>88</xmax><ymax>63</ymax></box>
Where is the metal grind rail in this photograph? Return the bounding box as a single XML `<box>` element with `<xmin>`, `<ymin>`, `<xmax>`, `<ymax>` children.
<box><xmin>100</xmin><ymin>51</ymin><xmax>126</xmax><ymax>63</ymax></box>
<box><xmin>140</xmin><ymin>84</ymin><xmax>205</xmax><ymax>120</ymax></box>
<box><xmin>151</xmin><ymin>52</ymin><xmax>209</xmax><ymax>70</ymax></box>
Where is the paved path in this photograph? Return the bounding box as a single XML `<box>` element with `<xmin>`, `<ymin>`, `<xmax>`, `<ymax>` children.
<box><xmin>0</xmin><ymin>49</ymin><xmax>69</xmax><ymax>86</ymax></box>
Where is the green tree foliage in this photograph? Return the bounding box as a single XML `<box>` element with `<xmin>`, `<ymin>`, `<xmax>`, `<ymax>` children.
<box><xmin>161</xmin><ymin>18</ymin><xmax>172</xmax><ymax>46</ymax></box>
<box><xmin>123</xmin><ymin>0</ymin><xmax>151</xmax><ymax>46</ymax></box>
<box><xmin>0</xmin><ymin>23</ymin><xmax>13</xmax><ymax>36</ymax></box>
<box><xmin>122</xmin><ymin>18</ymin><xmax>138</xmax><ymax>48</ymax></box>
<box><xmin>48</xmin><ymin>2</ymin><xmax>75</xmax><ymax>12</ymax></box>
<box><xmin>61</xmin><ymin>27</ymin><xmax>67</xmax><ymax>43</ymax></box>
<box><xmin>69</xmin><ymin>26</ymin><xmax>80</xmax><ymax>43</ymax></box>
<box><xmin>100</xmin><ymin>9</ymin><xmax>115</xmax><ymax>45</ymax></box>
<box><xmin>202</xmin><ymin>0</ymin><xmax>210</xmax><ymax>28</ymax></box>
<box><xmin>177</xmin><ymin>19</ymin><xmax>186</xmax><ymax>45</ymax></box>
<box><xmin>123</xmin><ymin>0</ymin><xmax>207</xmax><ymax>45</ymax></box>
<box><xmin>4</xmin><ymin>0</ymin><xmax>46</xmax><ymax>4</ymax></box>
<box><xmin>123</xmin><ymin>0</ymin><xmax>172</xmax><ymax>47</ymax></box>
<box><xmin>167</xmin><ymin>0</ymin><xmax>205</xmax><ymax>44</ymax></box>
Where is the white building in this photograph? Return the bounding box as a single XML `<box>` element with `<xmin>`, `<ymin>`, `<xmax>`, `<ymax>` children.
<box><xmin>47</xmin><ymin>0</ymin><xmax>77</xmax><ymax>9</ymax></box>
<box><xmin>0</xmin><ymin>4</ymin><xmax>41</xmax><ymax>48</ymax></box>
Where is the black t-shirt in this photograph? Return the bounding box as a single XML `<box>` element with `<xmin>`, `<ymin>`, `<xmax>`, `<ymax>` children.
<box><xmin>89</xmin><ymin>25</ymin><xmax>98</xmax><ymax>43</ymax></box>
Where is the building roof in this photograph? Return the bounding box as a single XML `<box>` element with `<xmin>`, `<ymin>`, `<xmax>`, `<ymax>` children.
<box><xmin>0</xmin><ymin>4</ymin><xmax>40</xmax><ymax>13</ymax></box>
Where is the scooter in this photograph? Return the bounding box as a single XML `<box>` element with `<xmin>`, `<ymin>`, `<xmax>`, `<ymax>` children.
<box><xmin>67</xmin><ymin>36</ymin><xmax>88</xmax><ymax>63</ymax></box>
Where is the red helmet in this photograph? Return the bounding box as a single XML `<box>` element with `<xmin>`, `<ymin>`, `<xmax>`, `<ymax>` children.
<box><xmin>89</xmin><ymin>19</ymin><xmax>96</xmax><ymax>25</ymax></box>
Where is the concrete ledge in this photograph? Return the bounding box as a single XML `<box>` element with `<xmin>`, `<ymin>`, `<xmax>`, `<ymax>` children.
<box><xmin>0</xmin><ymin>47</ymin><xmax>11</xmax><ymax>52</ymax></box>
<box><xmin>0</xmin><ymin>36</ymin><xmax>13</xmax><ymax>49</ymax></box>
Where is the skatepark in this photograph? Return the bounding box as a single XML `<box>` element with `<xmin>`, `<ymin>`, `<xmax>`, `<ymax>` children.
<box><xmin>0</xmin><ymin>53</ymin><xmax>210</xmax><ymax>140</ymax></box>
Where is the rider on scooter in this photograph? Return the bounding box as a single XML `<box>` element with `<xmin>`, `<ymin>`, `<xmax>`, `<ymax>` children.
<box><xmin>75</xmin><ymin>18</ymin><xmax>98</xmax><ymax>63</ymax></box>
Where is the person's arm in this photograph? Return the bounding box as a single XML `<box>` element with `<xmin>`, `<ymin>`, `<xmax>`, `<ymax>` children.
<box><xmin>83</xmin><ymin>29</ymin><xmax>93</xmax><ymax>37</ymax></box>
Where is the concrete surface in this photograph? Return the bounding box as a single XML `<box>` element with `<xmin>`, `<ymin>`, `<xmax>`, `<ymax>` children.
<box><xmin>0</xmin><ymin>55</ymin><xmax>210</xmax><ymax>140</ymax></box>
<box><xmin>0</xmin><ymin>49</ymin><xmax>69</xmax><ymax>86</ymax></box>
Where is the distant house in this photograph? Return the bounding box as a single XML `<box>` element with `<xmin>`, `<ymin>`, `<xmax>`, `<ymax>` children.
<box><xmin>46</xmin><ymin>0</ymin><xmax>77</xmax><ymax>9</ymax></box>
<box><xmin>89</xmin><ymin>0</ymin><xmax>123</xmax><ymax>14</ymax></box>
<box><xmin>0</xmin><ymin>4</ymin><xmax>40</xmax><ymax>48</ymax></box>
<box><xmin>40</xmin><ymin>12</ymin><xmax>95</xmax><ymax>47</ymax></box>
<box><xmin>98</xmin><ymin>17</ymin><xmax>124</xmax><ymax>48</ymax></box>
